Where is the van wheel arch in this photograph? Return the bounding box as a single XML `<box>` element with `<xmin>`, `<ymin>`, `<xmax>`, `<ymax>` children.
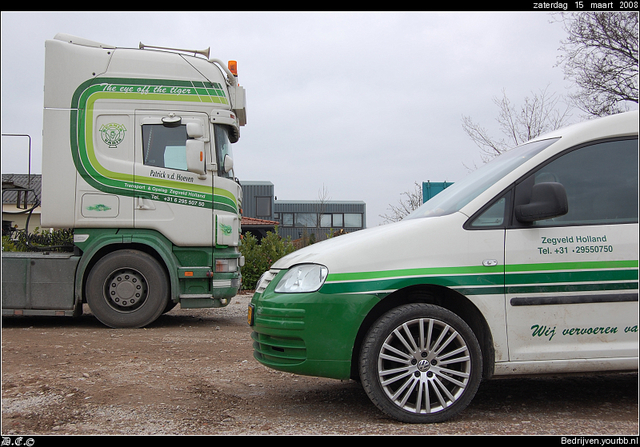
<box><xmin>351</xmin><ymin>285</ymin><xmax>495</xmax><ymax>381</ymax></box>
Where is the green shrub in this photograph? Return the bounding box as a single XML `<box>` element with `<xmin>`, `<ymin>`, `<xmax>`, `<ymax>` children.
<box><xmin>240</xmin><ymin>227</ymin><xmax>295</xmax><ymax>290</ymax></box>
<box><xmin>2</xmin><ymin>236</ymin><xmax>18</xmax><ymax>252</ymax></box>
<box><xmin>2</xmin><ymin>227</ymin><xmax>73</xmax><ymax>252</ymax></box>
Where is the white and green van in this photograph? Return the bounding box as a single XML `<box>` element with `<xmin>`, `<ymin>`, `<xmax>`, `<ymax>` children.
<box><xmin>248</xmin><ymin>110</ymin><xmax>638</xmax><ymax>423</ymax></box>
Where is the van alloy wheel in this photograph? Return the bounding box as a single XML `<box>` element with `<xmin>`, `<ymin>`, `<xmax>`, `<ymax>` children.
<box><xmin>359</xmin><ymin>303</ymin><xmax>482</xmax><ymax>423</ymax></box>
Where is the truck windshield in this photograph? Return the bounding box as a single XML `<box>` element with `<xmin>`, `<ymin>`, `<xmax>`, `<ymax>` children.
<box><xmin>406</xmin><ymin>138</ymin><xmax>559</xmax><ymax>219</ymax></box>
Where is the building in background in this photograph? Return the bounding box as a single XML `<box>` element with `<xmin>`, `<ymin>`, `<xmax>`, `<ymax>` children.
<box><xmin>242</xmin><ymin>181</ymin><xmax>366</xmax><ymax>245</ymax></box>
<box><xmin>241</xmin><ymin>216</ymin><xmax>279</xmax><ymax>241</ymax></box>
<box><xmin>2</xmin><ymin>174</ymin><xmax>42</xmax><ymax>235</ymax></box>
<box><xmin>422</xmin><ymin>181</ymin><xmax>453</xmax><ymax>203</ymax></box>
<box><xmin>274</xmin><ymin>200</ymin><xmax>366</xmax><ymax>244</ymax></box>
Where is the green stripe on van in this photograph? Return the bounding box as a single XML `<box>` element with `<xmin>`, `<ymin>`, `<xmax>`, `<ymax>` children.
<box><xmin>322</xmin><ymin>260</ymin><xmax>638</xmax><ymax>296</ymax></box>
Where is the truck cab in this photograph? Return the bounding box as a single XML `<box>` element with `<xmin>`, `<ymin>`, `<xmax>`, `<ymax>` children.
<box><xmin>3</xmin><ymin>34</ymin><xmax>247</xmax><ymax>328</ymax></box>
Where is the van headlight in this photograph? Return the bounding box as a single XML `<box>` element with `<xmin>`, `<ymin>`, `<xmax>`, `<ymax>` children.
<box><xmin>274</xmin><ymin>264</ymin><xmax>328</xmax><ymax>294</ymax></box>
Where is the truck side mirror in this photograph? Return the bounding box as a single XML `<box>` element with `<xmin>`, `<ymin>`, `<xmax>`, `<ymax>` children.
<box><xmin>515</xmin><ymin>182</ymin><xmax>568</xmax><ymax>223</ymax></box>
<box><xmin>223</xmin><ymin>154</ymin><xmax>234</xmax><ymax>173</ymax></box>
<box><xmin>186</xmin><ymin>122</ymin><xmax>203</xmax><ymax>139</ymax></box>
<box><xmin>186</xmin><ymin>139</ymin><xmax>206</xmax><ymax>177</ymax></box>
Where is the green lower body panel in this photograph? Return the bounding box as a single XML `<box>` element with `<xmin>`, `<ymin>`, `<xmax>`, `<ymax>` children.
<box><xmin>249</xmin><ymin>287</ymin><xmax>380</xmax><ymax>380</ymax></box>
<box><xmin>73</xmin><ymin>228</ymin><xmax>242</xmax><ymax>309</ymax></box>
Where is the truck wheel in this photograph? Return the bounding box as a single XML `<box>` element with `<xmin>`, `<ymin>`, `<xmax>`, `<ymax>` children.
<box><xmin>359</xmin><ymin>303</ymin><xmax>482</xmax><ymax>423</ymax></box>
<box><xmin>85</xmin><ymin>250</ymin><xmax>169</xmax><ymax>328</ymax></box>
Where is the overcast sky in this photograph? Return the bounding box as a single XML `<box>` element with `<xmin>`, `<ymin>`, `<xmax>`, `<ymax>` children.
<box><xmin>1</xmin><ymin>11</ymin><xmax>594</xmax><ymax>226</ymax></box>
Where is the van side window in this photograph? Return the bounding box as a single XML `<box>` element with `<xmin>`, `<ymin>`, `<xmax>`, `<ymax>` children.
<box><xmin>514</xmin><ymin>138</ymin><xmax>638</xmax><ymax>227</ymax></box>
<box><xmin>469</xmin><ymin>193</ymin><xmax>510</xmax><ymax>228</ymax></box>
<box><xmin>141</xmin><ymin>124</ymin><xmax>188</xmax><ymax>171</ymax></box>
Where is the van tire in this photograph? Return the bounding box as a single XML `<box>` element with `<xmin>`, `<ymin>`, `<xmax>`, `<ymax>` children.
<box><xmin>85</xmin><ymin>250</ymin><xmax>169</xmax><ymax>328</ymax></box>
<box><xmin>359</xmin><ymin>303</ymin><xmax>482</xmax><ymax>423</ymax></box>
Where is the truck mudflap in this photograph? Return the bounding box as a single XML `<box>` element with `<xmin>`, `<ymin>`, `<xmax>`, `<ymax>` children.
<box><xmin>2</xmin><ymin>252</ymin><xmax>82</xmax><ymax>316</ymax></box>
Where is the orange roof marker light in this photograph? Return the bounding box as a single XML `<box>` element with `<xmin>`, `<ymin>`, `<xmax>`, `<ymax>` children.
<box><xmin>228</xmin><ymin>60</ymin><xmax>238</xmax><ymax>77</ymax></box>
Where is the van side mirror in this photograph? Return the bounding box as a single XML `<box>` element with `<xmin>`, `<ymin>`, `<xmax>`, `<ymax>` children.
<box><xmin>515</xmin><ymin>182</ymin><xmax>568</xmax><ymax>222</ymax></box>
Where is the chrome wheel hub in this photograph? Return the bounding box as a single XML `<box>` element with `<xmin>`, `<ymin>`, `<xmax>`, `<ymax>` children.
<box><xmin>105</xmin><ymin>269</ymin><xmax>148</xmax><ymax>311</ymax></box>
<box><xmin>377</xmin><ymin>317</ymin><xmax>472</xmax><ymax>415</ymax></box>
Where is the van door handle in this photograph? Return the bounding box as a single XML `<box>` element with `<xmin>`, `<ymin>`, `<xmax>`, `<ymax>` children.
<box><xmin>482</xmin><ymin>259</ymin><xmax>498</xmax><ymax>267</ymax></box>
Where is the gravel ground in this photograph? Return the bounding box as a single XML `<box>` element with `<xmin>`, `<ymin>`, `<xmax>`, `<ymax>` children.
<box><xmin>2</xmin><ymin>292</ymin><xmax>638</xmax><ymax>436</ymax></box>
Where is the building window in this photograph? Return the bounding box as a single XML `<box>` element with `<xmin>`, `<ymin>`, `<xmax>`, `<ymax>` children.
<box><xmin>295</xmin><ymin>213</ymin><xmax>317</xmax><ymax>228</ymax></box>
<box><xmin>344</xmin><ymin>213</ymin><xmax>362</xmax><ymax>227</ymax></box>
<box><xmin>282</xmin><ymin>213</ymin><xmax>294</xmax><ymax>227</ymax></box>
<box><xmin>276</xmin><ymin>211</ymin><xmax>364</xmax><ymax>230</ymax></box>
<box><xmin>256</xmin><ymin>197</ymin><xmax>272</xmax><ymax>218</ymax></box>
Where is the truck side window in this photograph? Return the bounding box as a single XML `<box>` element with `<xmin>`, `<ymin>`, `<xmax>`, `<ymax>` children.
<box><xmin>214</xmin><ymin>125</ymin><xmax>234</xmax><ymax>178</ymax></box>
<box><xmin>142</xmin><ymin>124</ymin><xmax>188</xmax><ymax>171</ymax></box>
<box><xmin>514</xmin><ymin>138</ymin><xmax>638</xmax><ymax>227</ymax></box>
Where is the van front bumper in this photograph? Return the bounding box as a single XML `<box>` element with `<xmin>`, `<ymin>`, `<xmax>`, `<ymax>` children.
<box><xmin>248</xmin><ymin>272</ymin><xmax>380</xmax><ymax>380</ymax></box>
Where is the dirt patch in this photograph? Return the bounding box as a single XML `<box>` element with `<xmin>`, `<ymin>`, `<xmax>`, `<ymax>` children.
<box><xmin>2</xmin><ymin>293</ymin><xmax>638</xmax><ymax>435</ymax></box>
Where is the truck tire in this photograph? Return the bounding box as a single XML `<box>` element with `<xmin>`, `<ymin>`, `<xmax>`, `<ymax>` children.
<box><xmin>85</xmin><ymin>249</ymin><xmax>169</xmax><ymax>328</ymax></box>
<box><xmin>359</xmin><ymin>303</ymin><xmax>482</xmax><ymax>423</ymax></box>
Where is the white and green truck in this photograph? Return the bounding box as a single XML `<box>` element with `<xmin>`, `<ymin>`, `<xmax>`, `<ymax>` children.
<box><xmin>2</xmin><ymin>34</ymin><xmax>247</xmax><ymax>328</ymax></box>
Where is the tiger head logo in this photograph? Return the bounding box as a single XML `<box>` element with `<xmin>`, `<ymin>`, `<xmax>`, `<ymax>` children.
<box><xmin>99</xmin><ymin>123</ymin><xmax>127</xmax><ymax>148</ymax></box>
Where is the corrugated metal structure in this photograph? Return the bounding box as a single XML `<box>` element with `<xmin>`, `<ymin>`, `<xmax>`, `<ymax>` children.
<box><xmin>241</xmin><ymin>181</ymin><xmax>366</xmax><ymax>243</ymax></box>
<box><xmin>274</xmin><ymin>200</ymin><xmax>366</xmax><ymax>242</ymax></box>
<box><xmin>241</xmin><ymin>181</ymin><xmax>275</xmax><ymax>220</ymax></box>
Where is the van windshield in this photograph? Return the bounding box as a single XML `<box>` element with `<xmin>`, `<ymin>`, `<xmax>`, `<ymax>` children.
<box><xmin>406</xmin><ymin>138</ymin><xmax>559</xmax><ymax>219</ymax></box>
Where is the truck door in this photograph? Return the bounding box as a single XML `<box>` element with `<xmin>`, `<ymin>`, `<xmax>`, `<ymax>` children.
<box><xmin>133</xmin><ymin>111</ymin><xmax>214</xmax><ymax>246</ymax></box>
<box><xmin>75</xmin><ymin>110</ymin><xmax>135</xmax><ymax>227</ymax></box>
<box><xmin>505</xmin><ymin>138</ymin><xmax>638</xmax><ymax>362</ymax></box>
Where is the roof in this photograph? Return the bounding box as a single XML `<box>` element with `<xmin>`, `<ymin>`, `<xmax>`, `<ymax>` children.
<box><xmin>2</xmin><ymin>174</ymin><xmax>41</xmax><ymax>205</ymax></box>
<box><xmin>241</xmin><ymin>216</ymin><xmax>278</xmax><ymax>227</ymax></box>
<box><xmin>241</xmin><ymin>181</ymin><xmax>274</xmax><ymax>186</ymax></box>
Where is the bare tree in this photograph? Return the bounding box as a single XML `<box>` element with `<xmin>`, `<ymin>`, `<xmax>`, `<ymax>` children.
<box><xmin>554</xmin><ymin>12</ymin><xmax>639</xmax><ymax>117</ymax></box>
<box><xmin>299</xmin><ymin>184</ymin><xmax>331</xmax><ymax>245</ymax></box>
<box><xmin>380</xmin><ymin>181</ymin><xmax>423</xmax><ymax>224</ymax></box>
<box><xmin>461</xmin><ymin>85</ymin><xmax>572</xmax><ymax>163</ymax></box>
